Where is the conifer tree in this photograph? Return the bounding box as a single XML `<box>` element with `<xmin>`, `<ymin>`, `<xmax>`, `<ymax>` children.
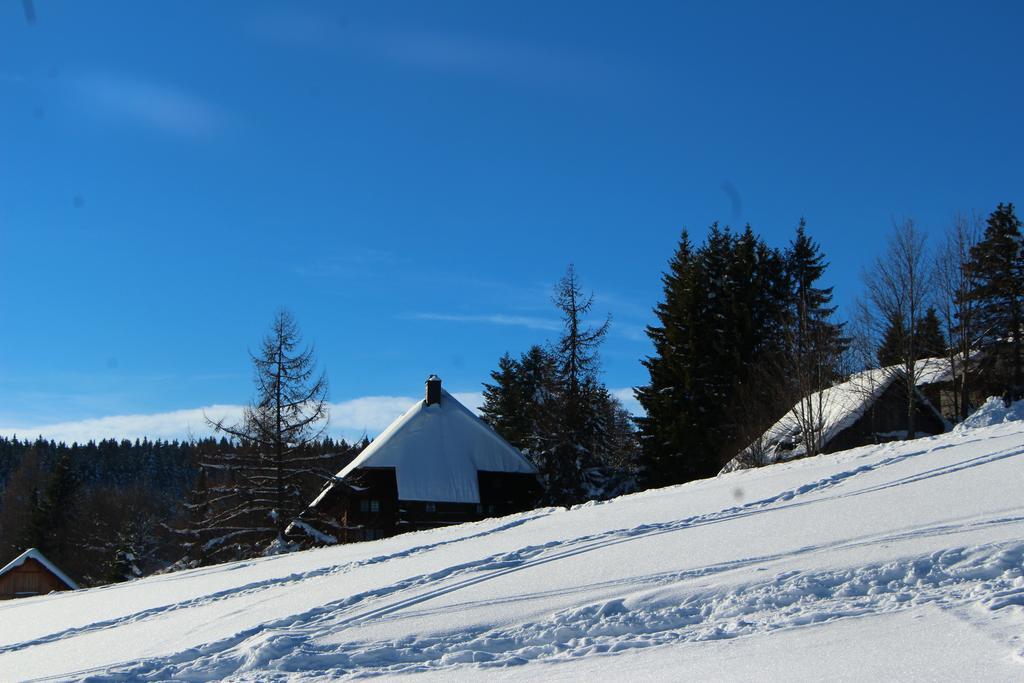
<box><xmin>916</xmin><ymin>307</ymin><xmax>947</xmax><ymax>360</ymax></box>
<box><xmin>778</xmin><ymin>220</ymin><xmax>847</xmax><ymax>457</ymax></box>
<box><xmin>546</xmin><ymin>265</ymin><xmax>610</xmax><ymax>504</ymax></box>
<box><xmin>785</xmin><ymin>220</ymin><xmax>846</xmax><ymax>382</ymax></box>
<box><xmin>636</xmin><ymin>224</ymin><xmax>791</xmax><ymax>484</ymax></box>
<box><xmin>480</xmin><ymin>353</ymin><xmax>531</xmax><ymax>449</ymax></box>
<box><xmin>635</xmin><ymin>231</ymin><xmax>697</xmax><ymax>485</ymax></box>
<box><xmin>32</xmin><ymin>454</ymin><xmax>77</xmax><ymax>555</ymax></box>
<box><xmin>877</xmin><ymin>313</ymin><xmax>907</xmax><ymax>367</ymax></box>
<box><xmin>481</xmin><ymin>269</ymin><xmax>635</xmax><ymax>504</ymax></box>
<box><xmin>199</xmin><ymin>309</ymin><xmax>331</xmax><ymax>561</ymax></box>
<box><xmin>967</xmin><ymin>202</ymin><xmax>1024</xmax><ymax>392</ymax></box>
<box><xmin>480</xmin><ymin>346</ymin><xmax>559</xmax><ymax>459</ymax></box>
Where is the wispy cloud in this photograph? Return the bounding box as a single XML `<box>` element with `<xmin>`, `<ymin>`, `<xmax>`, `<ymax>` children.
<box><xmin>247</xmin><ymin>8</ymin><xmax>618</xmax><ymax>89</ymax></box>
<box><xmin>405</xmin><ymin>313</ymin><xmax>561</xmax><ymax>332</ymax></box>
<box><xmin>615</xmin><ymin>323</ymin><xmax>648</xmax><ymax>342</ymax></box>
<box><xmin>355</xmin><ymin>28</ymin><xmax>610</xmax><ymax>87</ymax></box>
<box><xmin>0</xmin><ymin>393</ymin><xmax>486</xmax><ymax>445</ymax></box>
<box><xmin>610</xmin><ymin>387</ymin><xmax>642</xmax><ymax>416</ymax></box>
<box><xmin>0</xmin><ymin>386</ymin><xmax>640</xmax><ymax>445</ymax></box>
<box><xmin>1</xmin><ymin>404</ymin><xmax>244</xmax><ymax>444</ymax></box>
<box><xmin>68</xmin><ymin>71</ymin><xmax>229</xmax><ymax>137</ymax></box>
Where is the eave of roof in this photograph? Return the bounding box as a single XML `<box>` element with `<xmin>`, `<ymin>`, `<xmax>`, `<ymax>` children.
<box><xmin>0</xmin><ymin>548</ymin><xmax>79</xmax><ymax>590</ymax></box>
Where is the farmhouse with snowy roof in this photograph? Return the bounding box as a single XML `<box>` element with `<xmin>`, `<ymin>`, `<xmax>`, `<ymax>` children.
<box><xmin>722</xmin><ymin>364</ymin><xmax>947</xmax><ymax>473</ymax></box>
<box><xmin>290</xmin><ymin>375</ymin><xmax>541</xmax><ymax>544</ymax></box>
<box><xmin>0</xmin><ymin>548</ymin><xmax>78</xmax><ymax>600</ymax></box>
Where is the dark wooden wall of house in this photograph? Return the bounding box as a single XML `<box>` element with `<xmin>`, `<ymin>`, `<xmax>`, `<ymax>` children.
<box><xmin>826</xmin><ymin>385</ymin><xmax>946</xmax><ymax>455</ymax></box>
<box><xmin>0</xmin><ymin>558</ymin><xmax>72</xmax><ymax>600</ymax></box>
<box><xmin>300</xmin><ymin>467</ymin><xmax>541</xmax><ymax>544</ymax></box>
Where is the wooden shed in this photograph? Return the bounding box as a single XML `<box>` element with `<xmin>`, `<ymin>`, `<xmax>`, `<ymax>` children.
<box><xmin>289</xmin><ymin>375</ymin><xmax>541</xmax><ymax>545</ymax></box>
<box><xmin>0</xmin><ymin>548</ymin><xmax>78</xmax><ymax>600</ymax></box>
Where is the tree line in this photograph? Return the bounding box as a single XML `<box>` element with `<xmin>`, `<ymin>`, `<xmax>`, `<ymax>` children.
<box><xmin>480</xmin><ymin>202</ymin><xmax>1022</xmax><ymax>494</ymax></box>
<box><xmin>0</xmin><ymin>432</ymin><xmax>362</xmax><ymax>584</ymax></box>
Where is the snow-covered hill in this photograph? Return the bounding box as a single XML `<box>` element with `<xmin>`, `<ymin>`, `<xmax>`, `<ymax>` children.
<box><xmin>2</xmin><ymin>403</ymin><xmax>1024</xmax><ymax>681</ymax></box>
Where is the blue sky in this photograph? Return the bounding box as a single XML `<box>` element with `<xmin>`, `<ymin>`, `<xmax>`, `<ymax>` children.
<box><xmin>1</xmin><ymin>1</ymin><xmax>1022</xmax><ymax>442</ymax></box>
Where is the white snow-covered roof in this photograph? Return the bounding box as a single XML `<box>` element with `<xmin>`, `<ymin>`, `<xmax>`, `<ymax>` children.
<box><xmin>0</xmin><ymin>548</ymin><xmax>79</xmax><ymax>590</ymax></box>
<box><xmin>915</xmin><ymin>350</ymin><xmax>985</xmax><ymax>387</ymax></box>
<box><xmin>317</xmin><ymin>388</ymin><xmax>537</xmax><ymax>505</ymax></box>
<box><xmin>915</xmin><ymin>357</ymin><xmax>954</xmax><ymax>386</ymax></box>
<box><xmin>722</xmin><ymin>367</ymin><xmax>898</xmax><ymax>473</ymax></box>
<box><xmin>722</xmin><ymin>359</ymin><xmax>960</xmax><ymax>474</ymax></box>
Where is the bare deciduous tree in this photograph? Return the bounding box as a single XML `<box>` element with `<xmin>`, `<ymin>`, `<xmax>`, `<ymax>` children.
<box><xmin>859</xmin><ymin>219</ymin><xmax>932</xmax><ymax>438</ymax></box>
<box><xmin>935</xmin><ymin>212</ymin><xmax>982</xmax><ymax>419</ymax></box>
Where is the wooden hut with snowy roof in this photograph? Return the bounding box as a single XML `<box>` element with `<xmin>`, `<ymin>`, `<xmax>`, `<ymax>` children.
<box><xmin>721</xmin><ymin>365</ymin><xmax>947</xmax><ymax>473</ymax></box>
<box><xmin>0</xmin><ymin>548</ymin><xmax>78</xmax><ymax>600</ymax></box>
<box><xmin>290</xmin><ymin>375</ymin><xmax>541</xmax><ymax>544</ymax></box>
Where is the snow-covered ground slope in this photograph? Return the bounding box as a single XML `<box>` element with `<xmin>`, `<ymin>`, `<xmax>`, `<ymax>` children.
<box><xmin>2</xmin><ymin>403</ymin><xmax>1024</xmax><ymax>681</ymax></box>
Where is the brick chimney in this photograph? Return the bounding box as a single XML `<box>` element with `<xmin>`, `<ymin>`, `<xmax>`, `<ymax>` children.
<box><xmin>425</xmin><ymin>374</ymin><xmax>442</xmax><ymax>406</ymax></box>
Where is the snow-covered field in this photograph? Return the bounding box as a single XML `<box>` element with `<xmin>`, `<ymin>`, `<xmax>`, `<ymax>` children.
<box><xmin>2</xmin><ymin>401</ymin><xmax>1024</xmax><ymax>681</ymax></box>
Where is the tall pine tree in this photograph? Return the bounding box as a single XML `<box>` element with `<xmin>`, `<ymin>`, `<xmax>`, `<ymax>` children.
<box><xmin>779</xmin><ymin>220</ymin><xmax>847</xmax><ymax>457</ymax></box>
<box><xmin>481</xmin><ymin>268</ymin><xmax>636</xmax><ymax>504</ymax></box>
<box><xmin>636</xmin><ymin>224</ymin><xmax>791</xmax><ymax>485</ymax></box>
<box><xmin>916</xmin><ymin>307</ymin><xmax>947</xmax><ymax>360</ymax></box>
<box><xmin>967</xmin><ymin>202</ymin><xmax>1024</xmax><ymax>392</ymax></box>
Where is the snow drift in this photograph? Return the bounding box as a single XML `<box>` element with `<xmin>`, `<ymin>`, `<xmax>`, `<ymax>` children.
<box><xmin>1</xmin><ymin>401</ymin><xmax>1023</xmax><ymax>680</ymax></box>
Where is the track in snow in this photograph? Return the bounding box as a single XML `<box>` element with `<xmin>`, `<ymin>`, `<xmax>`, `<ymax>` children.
<box><xmin>37</xmin><ymin>431</ymin><xmax>1024</xmax><ymax>681</ymax></box>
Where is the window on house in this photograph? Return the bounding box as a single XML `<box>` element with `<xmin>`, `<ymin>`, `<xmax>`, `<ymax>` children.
<box><xmin>369</xmin><ymin>500</ymin><xmax>381</xmax><ymax>513</ymax></box>
<box><xmin>358</xmin><ymin>499</ymin><xmax>369</xmax><ymax>513</ymax></box>
<box><xmin>475</xmin><ymin>504</ymin><xmax>483</xmax><ymax>514</ymax></box>
<box><xmin>425</xmin><ymin>502</ymin><xmax>436</xmax><ymax>513</ymax></box>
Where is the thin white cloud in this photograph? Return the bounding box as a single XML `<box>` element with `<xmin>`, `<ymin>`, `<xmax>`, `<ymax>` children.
<box><xmin>615</xmin><ymin>323</ymin><xmax>648</xmax><ymax>342</ymax></box>
<box><xmin>0</xmin><ymin>393</ymin><xmax>486</xmax><ymax>445</ymax></box>
<box><xmin>0</xmin><ymin>404</ymin><xmax>245</xmax><ymax>444</ymax></box>
<box><xmin>69</xmin><ymin>71</ymin><xmax>228</xmax><ymax>137</ymax></box>
<box><xmin>358</xmin><ymin>28</ymin><xmax>607</xmax><ymax>87</ymax></box>
<box><xmin>406</xmin><ymin>313</ymin><xmax>561</xmax><ymax>332</ymax></box>
<box><xmin>0</xmin><ymin>388</ymin><xmax>638</xmax><ymax>445</ymax></box>
<box><xmin>247</xmin><ymin>8</ymin><xmax>617</xmax><ymax>89</ymax></box>
<box><xmin>610</xmin><ymin>387</ymin><xmax>642</xmax><ymax>416</ymax></box>
<box><xmin>293</xmin><ymin>248</ymin><xmax>404</xmax><ymax>279</ymax></box>
<box><xmin>328</xmin><ymin>395</ymin><xmax>416</xmax><ymax>437</ymax></box>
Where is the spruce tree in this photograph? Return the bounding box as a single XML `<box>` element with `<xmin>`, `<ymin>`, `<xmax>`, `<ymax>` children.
<box><xmin>781</xmin><ymin>221</ymin><xmax>847</xmax><ymax>457</ymax></box>
<box><xmin>480</xmin><ymin>353</ymin><xmax>530</xmax><ymax>449</ymax></box>
<box><xmin>785</xmin><ymin>220</ymin><xmax>846</xmax><ymax>385</ymax></box>
<box><xmin>636</xmin><ymin>225</ymin><xmax>791</xmax><ymax>484</ymax></box>
<box><xmin>480</xmin><ymin>346</ymin><xmax>559</xmax><ymax>459</ymax></box>
<box><xmin>547</xmin><ymin>265</ymin><xmax>610</xmax><ymax>504</ymax></box>
<box><xmin>635</xmin><ymin>230</ymin><xmax>699</xmax><ymax>486</ymax></box>
<box><xmin>967</xmin><ymin>202</ymin><xmax>1024</xmax><ymax>391</ymax></box>
<box><xmin>877</xmin><ymin>313</ymin><xmax>907</xmax><ymax>367</ymax></box>
<box><xmin>916</xmin><ymin>307</ymin><xmax>947</xmax><ymax>359</ymax></box>
<box><xmin>21</xmin><ymin>453</ymin><xmax>78</xmax><ymax>567</ymax></box>
<box><xmin>481</xmin><ymin>267</ymin><xmax>633</xmax><ymax>504</ymax></box>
